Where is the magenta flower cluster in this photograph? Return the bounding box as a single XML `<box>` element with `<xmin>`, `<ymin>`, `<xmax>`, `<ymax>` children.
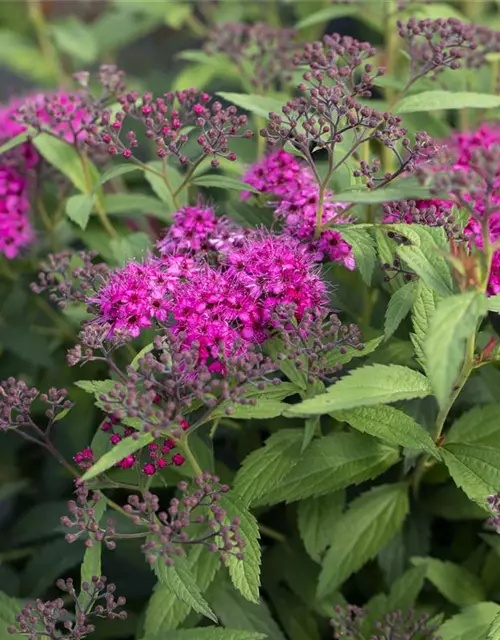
<box><xmin>241</xmin><ymin>149</ymin><xmax>355</xmax><ymax>269</ymax></box>
<box><xmin>384</xmin><ymin>124</ymin><xmax>500</xmax><ymax>295</ymax></box>
<box><xmin>0</xmin><ymin>92</ymin><xmax>90</xmax><ymax>259</ymax></box>
<box><xmin>91</xmin><ymin>230</ymin><xmax>327</xmax><ymax>369</ymax></box>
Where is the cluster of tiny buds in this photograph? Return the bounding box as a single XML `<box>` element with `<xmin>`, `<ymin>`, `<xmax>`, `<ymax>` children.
<box><xmin>487</xmin><ymin>494</ymin><xmax>500</xmax><ymax>534</ymax></box>
<box><xmin>0</xmin><ymin>378</ymin><xmax>71</xmax><ymax>430</ymax></box>
<box><xmin>330</xmin><ymin>605</ymin><xmax>441</xmax><ymax>640</ymax></box>
<box><xmin>85</xmin><ymin>88</ymin><xmax>252</xmax><ymax>166</ymax></box>
<box><xmin>61</xmin><ymin>484</ymin><xmax>117</xmax><ymax>550</ymax></box>
<box><xmin>382</xmin><ymin>200</ymin><xmax>464</xmax><ymax>240</ymax></box>
<box><xmin>204</xmin><ymin>22</ymin><xmax>299</xmax><ymax>91</ymax></box>
<box><xmin>8</xmin><ymin>576</ymin><xmax>126</xmax><ymax>640</ymax></box>
<box><xmin>122</xmin><ymin>473</ymin><xmax>245</xmax><ymax>565</ymax></box>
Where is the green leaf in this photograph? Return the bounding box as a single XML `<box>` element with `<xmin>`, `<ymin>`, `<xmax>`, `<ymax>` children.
<box><xmin>256</xmin><ymin>432</ymin><xmax>399</xmax><ymax>505</ymax></box>
<box><xmin>212</xmin><ymin>399</ymin><xmax>288</xmax><ymax>421</ymax></box>
<box><xmin>164</xmin><ymin>2</ymin><xmax>192</xmax><ymax>28</ymax></box>
<box><xmin>284</xmin><ymin>364</ymin><xmax>432</xmax><ymax>417</ymax></box>
<box><xmin>0</xmin><ymin>131</ymin><xmax>28</xmax><ymax>157</ymax></box>
<box><xmin>398</xmin><ymin>245</ymin><xmax>454</xmax><ymax>298</ymax></box>
<box><xmin>333</xmin><ymin>405</ymin><xmax>438</xmax><ymax>456</ymax></box>
<box><xmin>103</xmin><ymin>193</ymin><xmax>172</xmax><ymax>221</ymax></box>
<box><xmin>152</xmin><ymin>555</ymin><xmax>217</xmax><ymax>623</ymax></box>
<box><xmin>324</xmin><ymin>336</ymin><xmax>383</xmax><ymax>368</ymax></box>
<box><xmin>438</xmin><ymin>603</ymin><xmax>500</xmax><ymax>640</ymax></box>
<box><xmin>334</xmin><ymin>178</ymin><xmax>435</xmax><ymax>203</ymax></box>
<box><xmin>22</xmin><ymin>538</ymin><xmax>84</xmax><ymax>597</ymax></box>
<box><xmin>297</xmin><ymin>492</ymin><xmax>344</xmax><ymax>563</ymax></box>
<box><xmin>52</xmin><ymin>17</ymin><xmax>98</xmax><ymax>63</ymax></box>
<box><xmin>411</xmin><ymin>283</ymin><xmax>440</xmax><ymax>372</ymax></box>
<box><xmin>143</xmin><ymin>547</ymin><xmax>220</xmax><ymax>634</ymax></box>
<box><xmin>234</xmin><ymin>430</ymin><xmax>303</xmax><ymax>507</ymax></box>
<box><xmin>110</xmin><ymin>232</ymin><xmax>151</xmax><ymax>265</ymax></box>
<box><xmin>10</xmin><ymin>501</ymin><xmax>69</xmax><ymax>544</ymax></box>
<box><xmin>424</xmin><ymin>485</ymin><xmax>489</xmax><ymax>520</ymax></box>
<box><xmin>65</xmin><ymin>194</ymin><xmax>93</xmax><ymax>229</ymax></box>
<box><xmin>425</xmin><ymin>292</ymin><xmax>487</xmax><ymax>408</ymax></box>
<box><xmin>318</xmin><ymin>484</ymin><xmax>409</xmax><ymax>597</ymax></box>
<box><xmin>144</xmin><ymin>161</ymin><xmax>186</xmax><ymax>210</ymax></box>
<box><xmin>447</xmin><ymin>404</ymin><xmax>500</xmax><ymax>447</ymax></box>
<box><xmin>98</xmin><ymin>164</ymin><xmax>140</xmax><ymax>185</ymax></box>
<box><xmin>80</xmin><ymin>432</ymin><xmax>154</xmax><ymax>482</ymax></box>
<box><xmin>411</xmin><ymin>557</ymin><xmax>485</xmax><ymax>606</ymax></box>
<box><xmin>386</xmin><ymin>564</ymin><xmax>428</xmax><ymax>612</ymax></box>
<box><xmin>395</xmin><ymin>91</ymin><xmax>500</xmax><ymax>114</ymax></box>
<box><xmin>217</xmin><ymin>92</ymin><xmax>284</xmax><ymax>118</ymax></box>
<box><xmin>441</xmin><ymin>443</ymin><xmax>500</xmax><ymax>507</ymax></box>
<box><xmin>337</xmin><ymin>228</ymin><xmax>376</xmax><ymax>284</ymax></box>
<box><xmin>143</xmin><ymin>627</ymin><xmax>266</xmax><ymax>640</ymax></box>
<box><xmin>207</xmin><ymin>579</ymin><xmax>285</xmax><ymax>640</ymax></box>
<box><xmin>192</xmin><ymin>174</ymin><xmax>257</xmax><ymax>193</ymax></box>
<box><xmin>384</xmin><ymin>280</ymin><xmax>419</xmax><ymax>340</ymax></box>
<box><xmin>488</xmin><ymin>295</ymin><xmax>500</xmax><ymax>313</ymax></box>
<box><xmin>33</xmin><ymin>134</ymin><xmax>99</xmax><ymax>193</ymax></box>
<box><xmin>488</xmin><ymin>611</ymin><xmax>500</xmax><ymax>640</ymax></box>
<box><xmin>219</xmin><ymin>495</ymin><xmax>261</xmax><ymax>603</ymax></box>
<box><xmin>295</xmin><ymin>4</ymin><xmax>359</xmax><ymax>29</ymax></box>
<box><xmin>79</xmin><ymin>500</ymin><xmax>106</xmax><ymax>609</ymax></box>
<box><xmin>266</xmin><ymin>337</ymin><xmax>307</xmax><ymax>390</ymax></box>
<box><xmin>0</xmin><ymin>591</ymin><xmax>24</xmax><ymax>640</ymax></box>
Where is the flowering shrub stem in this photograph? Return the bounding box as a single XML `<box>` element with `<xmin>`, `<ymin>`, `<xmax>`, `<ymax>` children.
<box><xmin>27</xmin><ymin>0</ymin><xmax>65</xmax><ymax>85</ymax></box>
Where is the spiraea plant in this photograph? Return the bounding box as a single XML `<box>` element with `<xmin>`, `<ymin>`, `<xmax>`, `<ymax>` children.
<box><xmin>2</xmin><ymin>1</ymin><xmax>500</xmax><ymax>639</ymax></box>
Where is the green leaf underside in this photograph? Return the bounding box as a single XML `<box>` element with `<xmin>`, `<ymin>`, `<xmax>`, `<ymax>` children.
<box><xmin>284</xmin><ymin>364</ymin><xmax>432</xmax><ymax>417</ymax></box>
<box><xmin>256</xmin><ymin>432</ymin><xmax>399</xmax><ymax>505</ymax></box>
<box><xmin>318</xmin><ymin>484</ymin><xmax>409</xmax><ymax>597</ymax></box>
<box><xmin>411</xmin><ymin>557</ymin><xmax>486</xmax><ymax>606</ymax></box>
<box><xmin>333</xmin><ymin>405</ymin><xmax>438</xmax><ymax>456</ymax></box>
<box><xmin>297</xmin><ymin>492</ymin><xmax>345</xmax><ymax>563</ymax></box>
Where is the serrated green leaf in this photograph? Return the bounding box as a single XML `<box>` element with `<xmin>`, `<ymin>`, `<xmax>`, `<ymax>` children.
<box><xmin>386</xmin><ymin>564</ymin><xmax>428</xmax><ymax>612</ymax></box>
<box><xmin>318</xmin><ymin>484</ymin><xmax>409</xmax><ymax>597</ymax></box>
<box><xmin>220</xmin><ymin>495</ymin><xmax>261</xmax><ymax>603</ymax></box>
<box><xmin>447</xmin><ymin>404</ymin><xmax>500</xmax><ymax>447</ymax></box>
<box><xmin>438</xmin><ymin>603</ymin><xmax>500</xmax><ymax>640</ymax></box>
<box><xmin>65</xmin><ymin>194</ymin><xmax>93</xmax><ymax>229</ymax></box>
<box><xmin>212</xmin><ymin>399</ymin><xmax>288</xmax><ymax>421</ymax></box>
<box><xmin>284</xmin><ymin>364</ymin><xmax>432</xmax><ymax>417</ymax></box>
<box><xmin>398</xmin><ymin>244</ymin><xmax>454</xmax><ymax>298</ymax></box>
<box><xmin>441</xmin><ymin>443</ymin><xmax>500</xmax><ymax>507</ymax></box>
<box><xmin>143</xmin><ymin>627</ymin><xmax>266</xmax><ymax>640</ymax></box>
<box><xmin>395</xmin><ymin>91</ymin><xmax>500</xmax><ymax>114</ymax></box>
<box><xmin>384</xmin><ymin>280</ymin><xmax>419</xmax><ymax>340</ymax></box>
<box><xmin>488</xmin><ymin>610</ymin><xmax>500</xmax><ymax>640</ymax></box>
<box><xmin>216</xmin><ymin>93</ymin><xmax>284</xmax><ymax>119</ymax></box>
<box><xmin>337</xmin><ymin>228</ymin><xmax>375</xmax><ymax>284</ymax></box>
<box><xmin>425</xmin><ymin>292</ymin><xmax>487</xmax><ymax>408</ymax></box>
<box><xmin>152</xmin><ymin>555</ymin><xmax>217</xmax><ymax>623</ymax></box>
<box><xmin>143</xmin><ymin>547</ymin><xmax>220</xmax><ymax>634</ymax></box>
<box><xmin>411</xmin><ymin>282</ymin><xmax>440</xmax><ymax>372</ymax></box>
<box><xmin>333</xmin><ymin>405</ymin><xmax>438</xmax><ymax>456</ymax></box>
<box><xmin>324</xmin><ymin>336</ymin><xmax>383</xmax><ymax>368</ymax></box>
<box><xmin>234</xmin><ymin>430</ymin><xmax>303</xmax><ymax>507</ymax></box>
<box><xmin>79</xmin><ymin>499</ymin><xmax>106</xmax><ymax>609</ymax></box>
<box><xmin>334</xmin><ymin>178</ymin><xmax>435</xmax><ymax>203</ymax></box>
<box><xmin>207</xmin><ymin>579</ymin><xmax>285</xmax><ymax>640</ymax></box>
<box><xmin>80</xmin><ymin>432</ymin><xmax>154</xmax><ymax>482</ymax></box>
<box><xmin>411</xmin><ymin>557</ymin><xmax>485</xmax><ymax>606</ymax></box>
<box><xmin>256</xmin><ymin>432</ymin><xmax>399</xmax><ymax>505</ymax></box>
<box><xmin>0</xmin><ymin>591</ymin><xmax>24</xmax><ymax>640</ymax></box>
<box><xmin>297</xmin><ymin>492</ymin><xmax>344</xmax><ymax>563</ymax></box>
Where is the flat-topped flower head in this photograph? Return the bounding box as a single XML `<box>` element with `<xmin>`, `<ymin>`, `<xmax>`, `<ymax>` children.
<box><xmin>0</xmin><ymin>166</ymin><xmax>33</xmax><ymax>259</ymax></box>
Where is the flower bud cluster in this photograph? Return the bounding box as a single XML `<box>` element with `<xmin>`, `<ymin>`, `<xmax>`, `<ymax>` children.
<box><xmin>0</xmin><ymin>378</ymin><xmax>71</xmax><ymax>431</ymax></box>
<box><xmin>8</xmin><ymin>576</ymin><xmax>126</xmax><ymax>640</ymax></box>
<box><xmin>127</xmin><ymin>473</ymin><xmax>245</xmax><ymax>565</ymax></box>
<box><xmin>61</xmin><ymin>484</ymin><xmax>117</xmax><ymax>550</ymax></box>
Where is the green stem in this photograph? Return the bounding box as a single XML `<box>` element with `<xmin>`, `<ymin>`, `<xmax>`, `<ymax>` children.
<box><xmin>174</xmin><ymin>155</ymin><xmax>206</xmax><ymax>197</ymax></box>
<box><xmin>27</xmin><ymin>0</ymin><xmax>65</xmax><ymax>86</ymax></box>
<box><xmin>258</xmin><ymin>524</ymin><xmax>286</xmax><ymax>543</ymax></box>
<box><xmin>178</xmin><ymin>436</ymin><xmax>203</xmax><ymax>477</ymax></box>
<box><xmin>79</xmin><ymin>151</ymin><xmax>117</xmax><ymax>239</ymax></box>
<box><xmin>161</xmin><ymin>156</ymin><xmax>180</xmax><ymax>209</ymax></box>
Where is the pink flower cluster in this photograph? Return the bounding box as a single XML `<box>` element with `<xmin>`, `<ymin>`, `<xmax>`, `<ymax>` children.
<box><xmin>157</xmin><ymin>203</ymin><xmax>246</xmax><ymax>255</ymax></box>
<box><xmin>241</xmin><ymin>150</ymin><xmax>355</xmax><ymax>269</ymax></box>
<box><xmin>92</xmin><ymin>230</ymin><xmax>327</xmax><ymax>368</ymax></box>
<box><xmin>383</xmin><ymin>124</ymin><xmax>500</xmax><ymax>295</ymax></box>
<box><xmin>0</xmin><ymin>91</ymin><xmax>91</xmax><ymax>259</ymax></box>
<box><xmin>74</xmin><ymin>415</ymin><xmax>188</xmax><ymax>476</ymax></box>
